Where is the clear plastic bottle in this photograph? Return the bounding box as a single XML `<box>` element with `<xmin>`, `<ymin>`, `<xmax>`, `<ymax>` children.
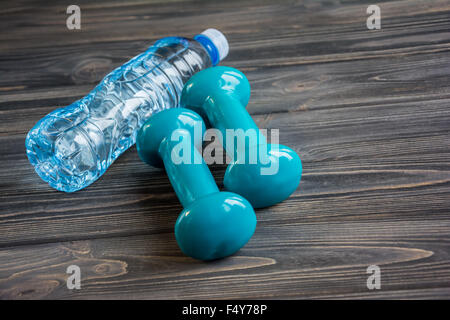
<box><xmin>25</xmin><ymin>29</ymin><xmax>229</xmax><ymax>192</ymax></box>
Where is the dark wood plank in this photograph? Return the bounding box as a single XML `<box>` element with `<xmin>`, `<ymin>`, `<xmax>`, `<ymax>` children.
<box><xmin>1</xmin><ymin>0</ymin><xmax>450</xmax><ymax>299</ymax></box>
<box><xmin>1</xmin><ymin>231</ymin><xmax>449</xmax><ymax>299</ymax></box>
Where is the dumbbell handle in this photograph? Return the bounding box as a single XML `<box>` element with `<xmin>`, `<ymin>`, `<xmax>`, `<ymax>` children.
<box><xmin>159</xmin><ymin>129</ymin><xmax>219</xmax><ymax>208</ymax></box>
<box><xmin>203</xmin><ymin>94</ymin><xmax>267</xmax><ymax>155</ymax></box>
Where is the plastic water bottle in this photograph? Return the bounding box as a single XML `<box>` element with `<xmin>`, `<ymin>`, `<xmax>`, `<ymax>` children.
<box><xmin>25</xmin><ymin>29</ymin><xmax>229</xmax><ymax>192</ymax></box>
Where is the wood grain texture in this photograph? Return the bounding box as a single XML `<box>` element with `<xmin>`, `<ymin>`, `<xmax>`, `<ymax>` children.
<box><xmin>1</xmin><ymin>0</ymin><xmax>450</xmax><ymax>299</ymax></box>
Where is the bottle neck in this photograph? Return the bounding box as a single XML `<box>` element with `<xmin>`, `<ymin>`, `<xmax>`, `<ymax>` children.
<box><xmin>194</xmin><ymin>34</ymin><xmax>220</xmax><ymax>66</ymax></box>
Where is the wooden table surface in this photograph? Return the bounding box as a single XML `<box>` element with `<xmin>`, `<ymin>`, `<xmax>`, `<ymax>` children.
<box><xmin>1</xmin><ymin>0</ymin><xmax>450</xmax><ymax>299</ymax></box>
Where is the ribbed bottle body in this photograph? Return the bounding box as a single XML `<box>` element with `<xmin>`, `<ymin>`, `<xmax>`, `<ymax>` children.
<box><xmin>25</xmin><ymin>37</ymin><xmax>212</xmax><ymax>192</ymax></box>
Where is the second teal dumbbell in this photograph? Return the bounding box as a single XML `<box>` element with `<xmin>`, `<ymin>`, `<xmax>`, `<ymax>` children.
<box><xmin>136</xmin><ymin>108</ymin><xmax>256</xmax><ymax>261</ymax></box>
<box><xmin>181</xmin><ymin>66</ymin><xmax>302</xmax><ymax>208</ymax></box>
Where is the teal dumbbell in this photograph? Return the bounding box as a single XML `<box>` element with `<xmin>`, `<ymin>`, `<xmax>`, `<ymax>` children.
<box><xmin>136</xmin><ymin>108</ymin><xmax>256</xmax><ymax>261</ymax></box>
<box><xmin>181</xmin><ymin>66</ymin><xmax>302</xmax><ymax>208</ymax></box>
